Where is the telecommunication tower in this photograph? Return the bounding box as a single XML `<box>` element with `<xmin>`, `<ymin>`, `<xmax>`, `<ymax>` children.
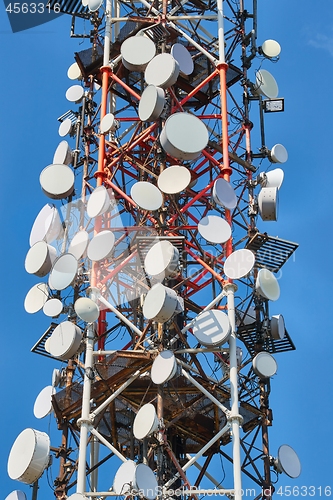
<box><xmin>6</xmin><ymin>1</ymin><xmax>301</xmax><ymax>500</ymax></box>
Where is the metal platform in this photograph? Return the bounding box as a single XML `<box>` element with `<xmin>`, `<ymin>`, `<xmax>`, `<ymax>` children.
<box><xmin>31</xmin><ymin>323</ymin><xmax>59</xmax><ymax>358</ymax></box>
<box><xmin>237</xmin><ymin>324</ymin><xmax>296</xmax><ymax>356</ymax></box>
<box><xmin>246</xmin><ymin>232</ymin><xmax>299</xmax><ymax>273</ymax></box>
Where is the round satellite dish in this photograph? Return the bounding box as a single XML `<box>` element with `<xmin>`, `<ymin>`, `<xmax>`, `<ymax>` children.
<box><xmin>270</xmin><ymin>144</ymin><xmax>288</xmax><ymax>164</ymax></box>
<box><xmin>24</xmin><ymin>283</ymin><xmax>49</xmax><ymax>314</ymax></box>
<box><xmin>276</xmin><ymin>445</ymin><xmax>301</xmax><ymax>478</ymax></box>
<box><xmin>121</xmin><ymin>36</ymin><xmax>156</xmax><ymax>72</ymax></box>
<box><xmin>151</xmin><ymin>350</ymin><xmax>177</xmax><ymax>385</ymax></box>
<box><xmin>87</xmin><ymin>185</ymin><xmax>112</xmax><ymax>218</ymax></box>
<box><xmin>212</xmin><ymin>178</ymin><xmax>237</xmax><ymax>210</ymax></box>
<box><xmin>160</xmin><ymin>113</ymin><xmax>209</xmax><ymax>161</ymax></box>
<box><xmin>130</xmin><ymin>181</ymin><xmax>163</xmax><ymax>211</ymax></box>
<box><xmin>223</xmin><ymin>249</ymin><xmax>255</xmax><ymax>279</ymax></box>
<box><xmin>145</xmin><ymin>53</ymin><xmax>180</xmax><ymax>89</ymax></box>
<box><xmin>264</xmin><ymin>168</ymin><xmax>284</xmax><ymax>189</ymax></box>
<box><xmin>157</xmin><ymin>165</ymin><xmax>191</xmax><ymax>194</ymax></box>
<box><xmin>66</xmin><ymin>85</ymin><xmax>84</xmax><ymax>103</ymax></box>
<box><xmin>261</xmin><ymin>39</ymin><xmax>281</xmax><ymax>58</ymax></box>
<box><xmin>144</xmin><ymin>240</ymin><xmax>179</xmax><ymax>278</ymax></box>
<box><xmin>68</xmin><ymin>230</ymin><xmax>89</xmax><ymax>260</ymax></box>
<box><xmin>239</xmin><ymin>306</ymin><xmax>256</xmax><ymax>326</ymax></box>
<box><xmin>30</xmin><ymin>204</ymin><xmax>62</xmax><ymax>247</ymax></box>
<box><xmin>171</xmin><ymin>43</ymin><xmax>194</xmax><ymax>75</ymax></box>
<box><xmin>192</xmin><ymin>309</ymin><xmax>231</xmax><ymax>347</ymax></box>
<box><xmin>25</xmin><ymin>241</ymin><xmax>57</xmax><ymax>277</ymax></box>
<box><xmin>138</xmin><ymin>85</ymin><xmax>165</xmax><ymax>122</ymax></box>
<box><xmin>74</xmin><ymin>297</ymin><xmax>100</xmax><ymax>323</ymax></box>
<box><xmin>271</xmin><ymin>314</ymin><xmax>285</xmax><ymax>340</ymax></box>
<box><xmin>113</xmin><ymin>460</ymin><xmax>136</xmax><ymax>495</ymax></box>
<box><xmin>33</xmin><ymin>385</ymin><xmax>56</xmax><ymax>419</ymax></box>
<box><xmin>143</xmin><ymin>283</ymin><xmax>179</xmax><ymax>323</ymax></box>
<box><xmin>43</xmin><ymin>298</ymin><xmax>63</xmax><ymax>318</ymax></box>
<box><xmin>52</xmin><ymin>368</ymin><xmax>61</xmax><ymax>387</ymax></box>
<box><xmin>134</xmin><ymin>464</ymin><xmax>158</xmax><ymax>500</ymax></box>
<box><xmin>67</xmin><ymin>62</ymin><xmax>82</xmax><ymax>80</ymax></box>
<box><xmin>53</xmin><ymin>140</ymin><xmax>72</xmax><ymax>166</ymax></box>
<box><xmin>256</xmin><ymin>268</ymin><xmax>280</xmax><ymax>301</ymax></box>
<box><xmin>87</xmin><ymin>230</ymin><xmax>115</xmax><ymax>261</ymax></box>
<box><xmin>255</xmin><ymin>69</ymin><xmax>279</xmax><ymax>99</ymax></box>
<box><xmin>258</xmin><ymin>187</ymin><xmax>278</xmax><ymax>221</ymax></box>
<box><xmin>58</xmin><ymin>118</ymin><xmax>73</xmax><ymax>137</ymax></box>
<box><xmin>88</xmin><ymin>0</ymin><xmax>102</xmax><ymax>11</ymax></box>
<box><xmin>48</xmin><ymin>253</ymin><xmax>78</xmax><ymax>290</ymax></box>
<box><xmin>100</xmin><ymin>113</ymin><xmax>118</xmax><ymax>134</ymax></box>
<box><xmin>40</xmin><ymin>164</ymin><xmax>75</xmax><ymax>200</ymax></box>
<box><xmin>133</xmin><ymin>403</ymin><xmax>159</xmax><ymax>440</ymax></box>
<box><xmin>5</xmin><ymin>491</ymin><xmax>27</xmax><ymax>500</ymax></box>
<box><xmin>252</xmin><ymin>351</ymin><xmax>277</xmax><ymax>378</ymax></box>
<box><xmin>48</xmin><ymin>321</ymin><xmax>82</xmax><ymax>360</ymax></box>
<box><xmin>7</xmin><ymin>428</ymin><xmax>50</xmax><ymax>484</ymax></box>
<box><xmin>198</xmin><ymin>215</ymin><xmax>231</xmax><ymax>244</ymax></box>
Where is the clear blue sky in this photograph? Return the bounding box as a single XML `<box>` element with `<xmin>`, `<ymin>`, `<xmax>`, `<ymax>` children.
<box><xmin>1</xmin><ymin>0</ymin><xmax>333</xmax><ymax>498</ymax></box>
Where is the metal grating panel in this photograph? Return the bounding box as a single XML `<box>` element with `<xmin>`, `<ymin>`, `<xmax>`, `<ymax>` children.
<box><xmin>136</xmin><ymin>236</ymin><xmax>185</xmax><ymax>267</ymax></box>
<box><xmin>237</xmin><ymin>324</ymin><xmax>296</xmax><ymax>356</ymax></box>
<box><xmin>31</xmin><ymin>323</ymin><xmax>58</xmax><ymax>358</ymax></box>
<box><xmin>246</xmin><ymin>232</ymin><xmax>298</xmax><ymax>273</ymax></box>
<box><xmin>47</xmin><ymin>0</ymin><xmax>90</xmax><ymax>18</ymax></box>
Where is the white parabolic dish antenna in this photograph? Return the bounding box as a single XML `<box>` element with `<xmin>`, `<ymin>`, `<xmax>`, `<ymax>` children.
<box><xmin>256</xmin><ymin>268</ymin><xmax>280</xmax><ymax>301</ymax></box>
<box><xmin>65</xmin><ymin>85</ymin><xmax>84</xmax><ymax>103</ymax></box>
<box><xmin>151</xmin><ymin>350</ymin><xmax>177</xmax><ymax>384</ymax></box>
<box><xmin>33</xmin><ymin>385</ymin><xmax>56</xmax><ymax>419</ymax></box>
<box><xmin>198</xmin><ymin>215</ymin><xmax>231</xmax><ymax>244</ymax></box>
<box><xmin>87</xmin><ymin>185</ymin><xmax>113</xmax><ymax>218</ymax></box>
<box><xmin>223</xmin><ymin>249</ymin><xmax>255</xmax><ymax>279</ymax></box>
<box><xmin>130</xmin><ymin>181</ymin><xmax>163</xmax><ymax>211</ymax></box>
<box><xmin>24</xmin><ymin>283</ymin><xmax>49</xmax><ymax>314</ymax></box>
<box><xmin>271</xmin><ymin>314</ymin><xmax>285</xmax><ymax>340</ymax></box>
<box><xmin>113</xmin><ymin>460</ymin><xmax>137</xmax><ymax>495</ymax></box>
<box><xmin>74</xmin><ymin>297</ymin><xmax>100</xmax><ymax>323</ymax></box>
<box><xmin>138</xmin><ymin>85</ymin><xmax>165</xmax><ymax>122</ymax></box>
<box><xmin>67</xmin><ymin>62</ymin><xmax>82</xmax><ymax>80</ymax></box>
<box><xmin>5</xmin><ymin>491</ymin><xmax>27</xmax><ymax>500</ymax></box>
<box><xmin>212</xmin><ymin>178</ymin><xmax>237</xmax><ymax>210</ymax></box>
<box><xmin>121</xmin><ymin>36</ymin><xmax>156</xmax><ymax>72</ymax></box>
<box><xmin>261</xmin><ymin>39</ymin><xmax>281</xmax><ymax>58</ymax></box>
<box><xmin>192</xmin><ymin>309</ymin><xmax>231</xmax><ymax>347</ymax></box>
<box><xmin>53</xmin><ymin>140</ymin><xmax>72</xmax><ymax>166</ymax></box>
<box><xmin>144</xmin><ymin>53</ymin><xmax>180</xmax><ymax>89</ymax></box>
<box><xmin>133</xmin><ymin>403</ymin><xmax>159</xmax><ymax>440</ymax></box>
<box><xmin>143</xmin><ymin>283</ymin><xmax>179</xmax><ymax>323</ymax></box>
<box><xmin>100</xmin><ymin>113</ymin><xmax>118</xmax><ymax>134</ymax></box>
<box><xmin>276</xmin><ymin>444</ymin><xmax>301</xmax><ymax>478</ymax></box>
<box><xmin>134</xmin><ymin>463</ymin><xmax>158</xmax><ymax>500</ymax></box>
<box><xmin>252</xmin><ymin>351</ymin><xmax>277</xmax><ymax>378</ymax></box>
<box><xmin>157</xmin><ymin>165</ymin><xmax>191</xmax><ymax>194</ymax></box>
<box><xmin>258</xmin><ymin>186</ymin><xmax>278</xmax><ymax>221</ymax></box>
<box><xmin>49</xmin><ymin>253</ymin><xmax>78</xmax><ymax>290</ymax></box>
<box><xmin>58</xmin><ymin>118</ymin><xmax>73</xmax><ymax>137</ymax></box>
<box><xmin>270</xmin><ymin>144</ymin><xmax>288</xmax><ymax>164</ymax></box>
<box><xmin>264</xmin><ymin>168</ymin><xmax>284</xmax><ymax>189</ymax></box>
<box><xmin>7</xmin><ymin>428</ymin><xmax>50</xmax><ymax>484</ymax></box>
<box><xmin>255</xmin><ymin>69</ymin><xmax>279</xmax><ymax>99</ymax></box>
<box><xmin>48</xmin><ymin>321</ymin><xmax>82</xmax><ymax>360</ymax></box>
<box><xmin>29</xmin><ymin>203</ymin><xmax>62</xmax><ymax>247</ymax></box>
<box><xmin>25</xmin><ymin>241</ymin><xmax>57</xmax><ymax>277</ymax></box>
<box><xmin>68</xmin><ymin>230</ymin><xmax>89</xmax><ymax>260</ymax></box>
<box><xmin>43</xmin><ymin>298</ymin><xmax>63</xmax><ymax>318</ymax></box>
<box><xmin>144</xmin><ymin>240</ymin><xmax>179</xmax><ymax>278</ymax></box>
<box><xmin>40</xmin><ymin>164</ymin><xmax>75</xmax><ymax>200</ymax></box>
<box><xmin>160</xmin><ymin>113</ymin><xmax>209</xmax><ymax>161</ymax></box>
<box><xmin>87</xmin><ymin>230</ymin><xmax>115</xmax><ymax>261</ymax></box>
<box><xmin>171</xmin><ymin>43</ymin><xmax>194</xmax><ymax>75</ymax></box>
